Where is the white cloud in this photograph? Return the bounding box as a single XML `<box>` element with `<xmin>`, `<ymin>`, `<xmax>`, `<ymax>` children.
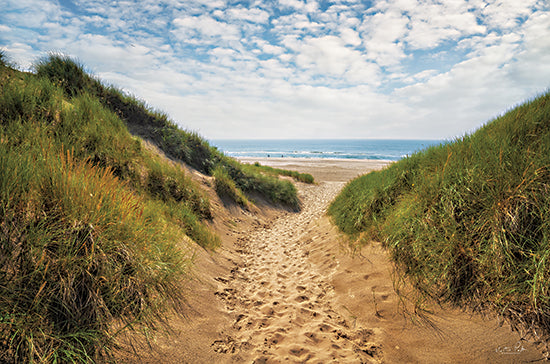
<box><xmin>339</xmin><ymin>27</ymin><xmax>362</xmax><ymax>46</ymax></box>
<box><xmin>272</xmin><ymin>13</ymin><xmax>323</xmax><ymax>36</ymax></box>
<box><xmin>392</xmin><ymin>9</ymin><xmax>547</xmax><ymax>138</ymax></box>
<box><xmin>4</xmin><ymin>0</ymin><xmax>64</xmax><ymax>27</ymax></box>
<box><xmin>410</xmin><ymin>3</ymin><xmax>485</xmax><ymax>48</ymax></box>
<box><xmin>1</xmin><ymin>0</ymin><xmax>549</xmax><ymax>139</ymax></box>
<box><xmin>172</xmin><ymin>15</ymin><xmax>241</xmax><ymax>44</ymax></box>
<box><xmin>507</xmin><ymin>10</ymin><xmax>550</xmax><ymax>91</ymax></box>
<box><xmin>481</xmin><ymin>0</ymin><xmax>541</xmax><ymax>29</ymax></box>
<box><xmin>284</xmin><ymin>35</ymin><xmax>380</xmax><ymax>85</ymax></box>
<box><xmin>1</xmin><ymin>42</ymin><xmax>35</xmax><ymax>70</ymax></box>
<box><xmin>278</xmin><ymin>0</ymin><xmax>318</xmax><ymax>13</ymax></box>
<box><xmin>225</xmin><ymin>7</ymin><xmax>270</xmax><ymax>23</ymax></box>
<box><xmin>360</xmin><ymin>10</ymin><xmax>408</xmax><ymax>66</ymax></box>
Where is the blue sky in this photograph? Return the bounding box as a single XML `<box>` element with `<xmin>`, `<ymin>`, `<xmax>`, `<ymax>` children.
<box><xmin>2</xmin><ymin>0</ymin><xmax>549</xmax><ymax>139</ymax></box>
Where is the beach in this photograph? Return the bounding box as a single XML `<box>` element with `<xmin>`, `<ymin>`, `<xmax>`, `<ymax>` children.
<box><xmin>237</xmin><ymin>157</ymin><xmax>391</xmax><ymax>182</ymax></box>
<box><xmin>121</xmin><ymin>157</ymin><xmax>543</xmax><ymax>363</ymax></box>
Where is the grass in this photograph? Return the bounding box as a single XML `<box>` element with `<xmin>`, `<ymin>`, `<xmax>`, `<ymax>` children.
<box><xmin>0</xmin><ymin>56</ymin><xmax>214</xmax><ymax>362</ymax></box>
<box><xmin>0</xmin><ymin>51</ymin><xmax>11</xmax><ymax>68</ymax></box>
<box><xmin>329</xmin><ymin>90</ymin><xmax>550</xmax><ymax>340</ymax></box>
<box><xmin>36</xmin><ymin>54</ymin><xmax>304</xmax><ymax>209</ymax></box>
<box><xmin>0</xmin><ymin>53</ymin><xmax>308</xmax><ymax>362</ymax></box>
<box><xmin>0</xmin><ymin>145</ymin><xmax>190</xmax><ymax>363</ymax></box>
<box><xmin>251</xmin><ymin>161</ymin><xmax>315</xmax><ymax>184</ymax></box>
<box><xmin>213</xmin><ymin>165</ymin><xmax>249</xmax><ymax>207</ymax></box>
<box><xmin>222</xmin><ymin>158</ymin><xmax>301</xmax><ymax>209</ymax></box>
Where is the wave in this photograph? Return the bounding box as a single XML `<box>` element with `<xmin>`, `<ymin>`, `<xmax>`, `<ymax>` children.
<box><xmin>223</xmin><ymin>151</ymin><xmax>399</xmax><ymax>161</ymax></box>
<box><xmin>212</xmin><ymin>139</ymin><xmax>444</xmax><ymax>162</ymax></box>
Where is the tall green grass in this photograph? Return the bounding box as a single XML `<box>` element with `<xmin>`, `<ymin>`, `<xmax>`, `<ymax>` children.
<box><xmin>329</xmin><ymin>91</ymin><xmax>550</xmax><ymax>338</ymax></box>
<box><xmin>0</xmin><ymin>145</ymin><xmax>189</xmax><ymax>362</ymax></box>
<box><xmin>213</xmin><ymin>165</ymin><xmax>249</xmax><ymax>207</ymax></box>
<box><xmin>0</xmin><ymin>53</ymin><xmax>308</xmax><ymax>361</ymax></box>
<box><xmin>0</xmin><ymin>58</ymin><xmax>218</xmax><ymax>362</ymax></box>
<box><xmin>36</xmin><ymin>54</ymin><xmax>303</xmax><ymax>209</ymax></box>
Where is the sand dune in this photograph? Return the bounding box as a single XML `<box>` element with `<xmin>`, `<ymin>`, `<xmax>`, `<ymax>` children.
<box><xmin>121</xmin><ymin>158</ymin><xmax>545</xmax><ymax>363</ymax></box>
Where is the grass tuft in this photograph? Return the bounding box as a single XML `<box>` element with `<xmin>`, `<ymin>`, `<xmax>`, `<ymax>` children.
<box><xmin>35</xmin><ymin>53</ymin><xmax>101</xmax><ymax>99</ymax></box>
<box><xmin>213</xmin><ymin>165</ymin><xmax>249</xmax><ymax>207</ymax></box>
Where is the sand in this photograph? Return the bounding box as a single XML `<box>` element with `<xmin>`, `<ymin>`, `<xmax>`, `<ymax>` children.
<box><xmin>237</xmin><ymin>157</ymin><xmax>390</xmax><ymax>183</ymax></box>
<box><xmin>120</xmin><ymin>157</ymin><xmax>545</xmax><ymax>363</ymax></box>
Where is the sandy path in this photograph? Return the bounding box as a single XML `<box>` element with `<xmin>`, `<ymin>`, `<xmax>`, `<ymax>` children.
<box><xmin>213</xmin><ymin>181</ymin><xmax>381</xmax><ymax>363</ymax></box>
<box><xmin>210</xmin><ymin>158</ymin><xmax>544</xmax><ymax>363</ymax></box>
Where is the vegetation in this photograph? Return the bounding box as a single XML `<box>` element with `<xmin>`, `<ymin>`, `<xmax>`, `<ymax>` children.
<box><xmin>34</xmin><ymin>54</ymin><xmax>305</xmax><ymax>209</ymax></box>
<box><xmin>0</xmin><ymin>53</ymin><xmax>307</xmax><ymax>362</ymax></box>
<box><xmin>251</xmin><ymin>161</ymin><xmax>315</xmax><ymax>184</ymax></box>
<box><xmin>0</xmin><ymin>71</ymin><xmax>191</xmax><ymax>362</ymax></box>
<box><xmin>213</xmin><ymin>165</ymin><xmax>249</xmax><ymax>207</ymax></box>
<box><xmin>329</xmin><ymin>90</ymin><xmax>550</xmax><ymax>339</ymax></box>
<box><xmin>222</xmin><ymin>158</ymin><xmax>302</xmax><ymax>209</ymax></box>
<box><xmin>0</xmin><ymin>51</ymin><xmax>11</xmax><ymax>68</ymax></box>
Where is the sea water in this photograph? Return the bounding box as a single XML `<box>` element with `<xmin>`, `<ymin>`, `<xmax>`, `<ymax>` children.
<box><xmin>211</xmin><ymin>139</ymin><xmax>444</xmax><ymax>162</ymax></box>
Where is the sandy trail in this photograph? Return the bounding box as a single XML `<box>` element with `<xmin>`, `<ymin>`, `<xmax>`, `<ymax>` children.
<box><xmin>213</xmin><ymin>181</ymin><xmax>381</xmax><ymax>363</ymax></box>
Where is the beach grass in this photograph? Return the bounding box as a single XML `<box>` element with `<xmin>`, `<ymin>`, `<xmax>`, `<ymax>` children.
<box><xmin>251</xmin><ymin>162</ymin><xmax>315</xmax><ymax>184</ymax></box>
<box><xmin>222</xmin><ymin>158</ymin><xmax>301</xmax><ymax>209</ymax></box>
<box><xmin>213</xmin><ymin>165</ymin><xmax>249</xmax><ymax>207</ymax></box>
<box><xmin>35</xmin><ymin>54</ymin><xmax>304</xmax><ymax>209</ymax></box>
<box><xmin>329</xmin><ymin>90</ymin><xmax>550</xmax><ymax>339</ymax></box>
<box><xmin>0</xmin><ymin>53</ymin><xmax>313</xmax><ymax>362</ymax></box>
<box><xmin>0</xmin><ymin>60</ymin><xmax>206</xmax><ymax>362</ymax></box>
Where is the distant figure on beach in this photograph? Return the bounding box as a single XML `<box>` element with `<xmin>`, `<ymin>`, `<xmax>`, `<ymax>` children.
<box><xmin>267</xmin><ymin>154</ymin><xmax>270</xmax><ymax>158</ymax></box>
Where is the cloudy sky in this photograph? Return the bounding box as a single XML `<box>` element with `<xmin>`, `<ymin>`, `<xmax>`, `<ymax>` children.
<box><xmin>2</xmin><ymin>0</ymin><xmax>549</xmax><ymax>140</ymax></box>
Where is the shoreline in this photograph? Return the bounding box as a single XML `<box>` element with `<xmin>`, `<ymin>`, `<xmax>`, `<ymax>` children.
<box><xmin>236</xmin><ymin>156</ymin><xmax>391</xmax><ymax>182</ymax></box>
<box><xmin>236</xmin><ymin>156</ymin><xmax>394</xmax><ymax>163</ymax></box>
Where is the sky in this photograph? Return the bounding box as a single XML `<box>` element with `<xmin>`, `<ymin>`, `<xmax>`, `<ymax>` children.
<box><xmin>1</xmin><ymin>0</ymin><xmax>549</xmax><ymax>140</ymax></box>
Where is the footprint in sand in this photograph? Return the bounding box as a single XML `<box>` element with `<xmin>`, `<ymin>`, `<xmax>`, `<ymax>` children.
<box><xmin>213</xmin><ymin>182</ymin><xmax>382</xmax><ymax>363</ymax></box>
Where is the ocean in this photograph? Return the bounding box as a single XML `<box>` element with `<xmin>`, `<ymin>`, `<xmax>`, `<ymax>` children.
<box><xmin>210</xmin><ymin>139</ymin><xmax>444</xmax><ymax>162</ymax></box>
